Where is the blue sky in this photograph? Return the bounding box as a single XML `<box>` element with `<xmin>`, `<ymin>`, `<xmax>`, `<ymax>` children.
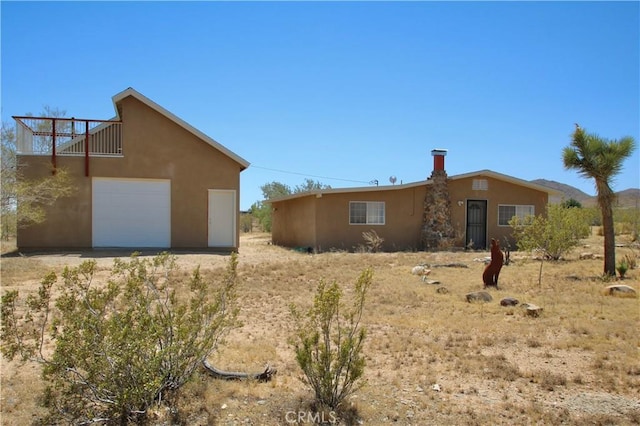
<box><xmin>2</xmin><ymin>1</ymin><xmax>638</xmax><ymax>210</ymax></box>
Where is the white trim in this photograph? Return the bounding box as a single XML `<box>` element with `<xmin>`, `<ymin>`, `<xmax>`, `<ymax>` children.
<box><xmin>497</xmin><ymin>204</ymin><xmax>535</xmax><ymax>227</ymax></box>
<box><xmin>349</xmin><ymin>201</ymin><xmax>385</xmax><ymax>225</ymax></box>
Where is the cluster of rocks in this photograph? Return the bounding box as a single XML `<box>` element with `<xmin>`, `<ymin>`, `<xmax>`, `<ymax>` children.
<box><xmin>410</xmin><ymin>265</ymin><xmax>637</xmax><ymax>319</ymax></box>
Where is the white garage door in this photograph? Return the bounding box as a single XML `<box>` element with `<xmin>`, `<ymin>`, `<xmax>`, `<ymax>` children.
<box><xmin>92</xmin><ymin>178</ymin><xmax>171</xmax><ymax>248</ymax></box>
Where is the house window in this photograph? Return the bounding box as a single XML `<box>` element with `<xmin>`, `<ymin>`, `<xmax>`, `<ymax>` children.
<box><xmin>472</xmin><ymin>179</ymin><xmax>488</xmax><ymax>190</ymax></box>
<box><xmin>498</xmin><ymin>204</ymin><xmax>535</xmax><ymax>226</ymax></box>
<box><xmin>349</xmin><ymin>201</ymin><xmax>385</xmax><ymax>225</ymax></box>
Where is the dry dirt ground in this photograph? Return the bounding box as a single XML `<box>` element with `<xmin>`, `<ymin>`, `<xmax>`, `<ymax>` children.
<box><xmin>1</xmin><ymin>232</ymin><xmax>639</xmax><ymax>425</ymax></box>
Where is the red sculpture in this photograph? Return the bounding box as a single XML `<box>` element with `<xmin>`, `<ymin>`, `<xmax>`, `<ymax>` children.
<box><xmin>483</xmin><ymin>238</ymin><xmax>504</xmax><ymax>289</ymax></box>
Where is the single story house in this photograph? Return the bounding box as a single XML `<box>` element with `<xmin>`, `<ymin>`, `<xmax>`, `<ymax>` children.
<box><xmin>15</xmin><ymin>88</ymin><xmax>249</xmax><ymax>251</ymax></box>
<box><xmin>269</xmin><ymin>150</ymin><xmax>561</xmax><ymax>252</ymax></box>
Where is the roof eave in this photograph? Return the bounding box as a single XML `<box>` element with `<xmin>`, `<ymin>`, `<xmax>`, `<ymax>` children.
<box><xmin>266</xmin><ymin>180</ymin><xmax>431</xmax><ymax>203</ymax></box>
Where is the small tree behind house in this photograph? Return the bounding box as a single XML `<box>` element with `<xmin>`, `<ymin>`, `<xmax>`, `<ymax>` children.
<box><xmin>1</xmin><ymin>110</ymin><xmax>76</xmax><ymax>241</ymax></box>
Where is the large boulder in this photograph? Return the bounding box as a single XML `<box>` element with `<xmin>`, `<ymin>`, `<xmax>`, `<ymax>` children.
<box><xmin>465</xmin><ymin>291</ymin><xmax>493</xmax><ymax>303</ymax></box>
<box><xmin>604</xmin><ymin>284</ymin><xmax>637</xmax><ymax>298</ymax></box>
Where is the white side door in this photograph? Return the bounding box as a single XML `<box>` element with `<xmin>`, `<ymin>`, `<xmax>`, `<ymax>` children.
<box><xmin>208</xmin><ymin>189</ymin><xmax>236</xmax><ymax>247</ymax></box>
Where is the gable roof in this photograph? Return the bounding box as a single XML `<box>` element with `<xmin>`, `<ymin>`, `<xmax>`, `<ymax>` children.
<box><xmin>112</xmin><ymin>88</ymin><xmax>250</xmax><ymax>170</ymax></box>
<box><xmin>452</xmin><ymin>169</ymin><xmax>563</xmax><ymax>195</ymax></box>
<box><xmin>267</xmin><ymin>169</ymin><xmax>562</xmax><ymax>203</ymax></box>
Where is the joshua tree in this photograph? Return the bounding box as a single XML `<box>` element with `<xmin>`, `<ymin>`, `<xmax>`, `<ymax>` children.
<box><xmin>562</xmin><ymin>124</ymin><xmax>636</xmax><ymax>276</ymax></box>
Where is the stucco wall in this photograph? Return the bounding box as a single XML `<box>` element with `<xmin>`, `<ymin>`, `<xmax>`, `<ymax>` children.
<box><xmin>296</xmin><ymin>186</ymin><xmax>426</xmax><ymax>252</ymax></box>
<box><xmin>271</xmin><ymin>173</ymin><xmax>551</xmax><ymax>252</ymax></box>
<box><xmin>271</xmin><ymin>196</ymin><xmax>317</xmax><ymax>248</ymax></box>
<box><xmin>449</xmin><ymin>174</ymin><xmax>549</xmax><ymax>249</ymax></box>
<box><xmin>17</xmin><ymin>95</ymin><xmax>243</xmax><ymax>250</ymax></box>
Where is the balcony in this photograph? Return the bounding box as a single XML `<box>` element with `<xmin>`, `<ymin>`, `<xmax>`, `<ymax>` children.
<box><xmin>14</xmin><ymin>116</ymin><xmax>123</xmax><ymax>156</ymax></box>
<box><xmin>14</xmin><ymin>116</ymin><xmax>123</xmax><ymax>176</ymax></box>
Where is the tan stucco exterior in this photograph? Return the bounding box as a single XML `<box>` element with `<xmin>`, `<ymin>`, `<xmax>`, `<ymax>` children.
<box><xmin>271</xmin><ymin>170</ymin><xmax>556</xmax><ymax>252</ymax></box>
<box><xmin>16</xmin><ymin>89</ymin><xmax>249</xmax><ymax>251</ymax></box>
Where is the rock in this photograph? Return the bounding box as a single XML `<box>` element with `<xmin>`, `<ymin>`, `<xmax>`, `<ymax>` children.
<box><xmin>411</xmin><ymin>265</ymin><xmax>431</xmax><ymax>275</ymax></box>
<box><xmin>465</xmin><ymin>291</ymin><xmax>493</xmax><ymax>303</ymax></box>
<box><xmin>500</xmin><ymin>297</ymin><xmax>519</xmax><ymax>307</ymax></box>
<box><xmin>436</xmin><ymin>286</ymin><xmax>449</xmax><ymax>294</ymax></box>
<box><xmin>604</xmin><ymin>284</ymin><xmax>637</xmax><ymax>298</ymax></box>
<box><xmin>421</xmin><ymin>276</ymin><xmax>440</xmax><ymax>284</ymax></box>
<box><xmin>521</xmin><ymin>303</ymin><xmax>543</xmax><ymax>317</ymax></box>
<box><xmin>431</xmin><ymin>384</ymin><xmax>441</xmax><ymax>392</ymax></box>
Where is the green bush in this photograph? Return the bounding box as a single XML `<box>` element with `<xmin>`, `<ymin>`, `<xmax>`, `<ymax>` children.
<box><xmin>1</xmin><ymin>252</ymin><xmax>239</xmax><ymax>425</ymax></box>
<box><xmin>290</xmin><ymin>269</ymin><xmax>373</xmax><ymax>413</ymax></box>
<box><xmin>510</xmin><ymin>203</ymin><xmax>590</xmax><ymax>261</ymax></box>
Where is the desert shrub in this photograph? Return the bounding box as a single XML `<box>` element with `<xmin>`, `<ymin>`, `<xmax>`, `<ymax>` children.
<box><xmin>290</xmin><ymin>268</ymin><xmax>373</xmax><ymax>413</ymax></box>
<box><xmin>622</xmin><ymin>253</ymin><xmax>637</xmax><ymax>270</ymax></box>
<box><xmin>614</xmin><ymin>206</ymin><xmax>640</xmax><ymax>237</ymax></box>
<box><xmin>510</xmin><ymin>203</ymin><xmax>590</xmax><ymax>261</ymax></box>
<box><xmin>561</xmin><ymin>198</ymin><xmax>582</xmax><ymax>208</ymax></box>
<box><xmin>1</xmin><ymin>252</ymin><xmax>239</xmax><ymax>425</ymax></box>
<box><xmin>361</xmin><ymin>229</ymin><xmax>384</xmax><ymax>253</ymax></box>
<box><xmin>510</xmin><ymin>204</ymin><xmax>590</xmax><ymax>286</ymax></box>
<box><xmin>240</xmin><ymin>212</ymin><xmax>253</xmax><ymax>233</ymax></box>
<box><xmin>616</xmin><ymin>259</ymin><xmax>629</xmax><ymax>279</ymax></box>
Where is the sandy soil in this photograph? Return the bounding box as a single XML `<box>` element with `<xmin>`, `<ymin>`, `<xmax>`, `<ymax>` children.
<box><xmin>1</xmin><ymin>233</ymin><xmax>639</xmax><ymax>425</ymax></box>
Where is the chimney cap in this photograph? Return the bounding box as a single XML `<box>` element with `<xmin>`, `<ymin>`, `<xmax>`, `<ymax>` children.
<box><xmin>431</xmin><ymin>149</ymin><xmax>448</xmax><ymax>156</ymax></box>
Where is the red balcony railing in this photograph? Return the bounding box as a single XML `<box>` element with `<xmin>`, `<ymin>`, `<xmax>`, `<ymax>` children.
<box><xmin>13</xmin><ymin>116</ymin><xmax>122</xmax><ymax>176</ymax></box>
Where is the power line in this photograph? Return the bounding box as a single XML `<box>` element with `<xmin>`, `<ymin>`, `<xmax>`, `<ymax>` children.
<box><xmin>250</xmin><ymin>164</ymin><xmax>372</xmax><ymax>185</ymax></box>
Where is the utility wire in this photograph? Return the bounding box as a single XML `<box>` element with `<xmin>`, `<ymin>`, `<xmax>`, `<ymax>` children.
<box><xmin>250</xmin><ymin>164</ymin><xmax>372</xmax><ymax>185</ymax></box>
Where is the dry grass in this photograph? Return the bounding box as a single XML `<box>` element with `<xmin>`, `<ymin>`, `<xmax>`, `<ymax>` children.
<box><xmin>1</xmin><ymin>231</ymin><xmax>639</xmax><ymax>425</ymax></box>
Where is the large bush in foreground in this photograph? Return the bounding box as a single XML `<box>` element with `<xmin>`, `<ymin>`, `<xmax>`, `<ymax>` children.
<box><xmin>290</xmin><ymin>268</ymin><xmax>373</xmax><ymax>413</ymax></box>
<box><xmin>1</xmin><ymin>252</ymin><xmax>239</xmax><ymax>425</ymax></box>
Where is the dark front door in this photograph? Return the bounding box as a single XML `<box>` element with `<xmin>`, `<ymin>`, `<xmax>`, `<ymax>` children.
<box><xmin>466</xmin><ymin>200</ymin><xmax>487</xmax><ymax>249</ymax></box>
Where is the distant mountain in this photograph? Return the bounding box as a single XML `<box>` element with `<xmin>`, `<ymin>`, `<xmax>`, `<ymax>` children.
<box><xmin>531</xmin><ymin>179</ymin><xmax>640</xmax><ymax>208</ymax></box>
<box><xmin>531</xmin><ymin>179</ymin><xmax>592</xmax><ymax>202</ymax></box>
<box><xmin>616</xmin><ymin>188</ymin><xmax>640</xmax><ymax>208</ymax></box>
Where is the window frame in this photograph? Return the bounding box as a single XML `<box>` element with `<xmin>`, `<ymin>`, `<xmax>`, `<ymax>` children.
<box><xmin>472</xmin><ymin>179</ymin><xmax>488</xmax><ymax>191</ymax></box>
<box><xmin>498</xmin><ymin>204</ymin><xmax>535</xmax><ymax>226</ymax></box>
<box><xmin>349</xmin><ymin>201</ymin><xmax>385</xmax><ymax>225</ymax></box>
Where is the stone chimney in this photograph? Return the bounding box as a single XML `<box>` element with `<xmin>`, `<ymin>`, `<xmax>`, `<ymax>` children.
<box><xmin>420</xmin><ymin>149</ymin><xmax>456</xmax><ymax>250</ymax></box>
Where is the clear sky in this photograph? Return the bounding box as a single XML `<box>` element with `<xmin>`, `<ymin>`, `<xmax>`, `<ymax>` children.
<box><xmin>2</xmin><ymin>1</ymin><xmax>638</xmax><ymax>210</ymax></box>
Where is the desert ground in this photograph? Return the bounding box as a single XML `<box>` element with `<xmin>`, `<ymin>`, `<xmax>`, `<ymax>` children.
<box><xmin>1</xmin><ymin>230</ymin><xmax>639</xmax><ymax>425</ymax></box>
